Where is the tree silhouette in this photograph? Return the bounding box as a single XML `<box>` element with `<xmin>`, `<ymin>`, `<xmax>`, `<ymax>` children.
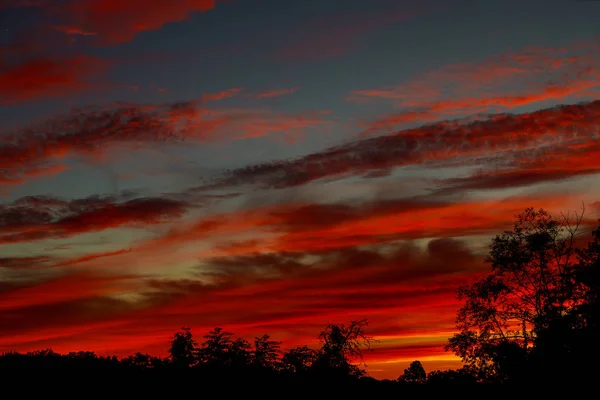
<box><xmin>121</xmin><ymin>352</ymin><xmax>167</xmax><ymax>369</ymax></box>
<box><xmin>574</xmin><ymin>221</ymin><xmax>600</xmax><ymax>331</ymax></box>
<box><xmin>313</xmin><ymin>318</ymin><xmax>373</xmax><ymax>377</ymax></box>
<box><xmin>253</xmin><ymin>334</ymin><xmax>281</xmax><ymax>370</ymax></box>
<box><xmin>446</xmin><ymin>207</ymin><xmax>585</xmax><ymax>382</ymax></box>
<box><xmin>169</xmin><ymin>327</ymin><xmax>197</xmax><ymax>367</ymax></box>
<box><xmin>426</xmin><ymin>368</ymin><xmax>478</xmax><ymax>385</ymax></box>
<box><xmin>282</xmin><ymin>345</ymin><xmax>318</xmax><ymax>373</ymax></box>
<box><xmin>398</xmin><ymin>360</ymin><xmax>426</xmax><ymax>384</ymax></box>
<box><xmin>199</xmin><ymin>327</ymin><xmax>233</xmax><ymax>366</ymax></box>
<box><xmin>228</xmin><ymin>337</ymin><xmax>252</xmax><ymax>368</ymax></box>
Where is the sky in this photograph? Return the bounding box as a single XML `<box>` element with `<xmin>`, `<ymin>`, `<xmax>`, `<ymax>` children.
<box><xmin>1</xmin><ymin>0</ymin><xmax>600</xmax><ymax>379</ymax></box>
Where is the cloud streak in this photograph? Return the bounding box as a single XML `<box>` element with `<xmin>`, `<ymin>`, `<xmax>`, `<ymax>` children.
<box><xmin>350</xmin><ymin>42</ymin><xmax>600</xmax><ymax>134</ymax></box>
<box><xmin>250</xmin><ymin>88</ymin><xmax>300</xmax><ymax>99</ymax></box>
<box><xmin>0</xmin><ymin>99</ymin><xmax>331</xmax><ymax>185</ymax></box>
<box><xmin>0</xmin><ymin>56</ymin><xmax>109</xmax><ymax>105</ymax></box>
<box><xmin>0</xmin><ymin>194</ymin><xmax>190</xmax><ymax>244</ymax></box>
<box><xmin>207</xmin><ymin>100</ymin><xmax>600</xmax><ymax>190</ymax></box>
<box><xmin>33</xmin><ymin>0</ymin><xmax>219</xmax><ymax>45</ymax></box>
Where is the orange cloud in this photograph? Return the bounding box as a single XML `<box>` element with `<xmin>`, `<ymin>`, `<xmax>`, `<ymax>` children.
<box><xmin>349</xmin><ymin>42</ymin><xmax>600</xmax><ymax>134</ymax></box>
<box><xmin>0</xmin><ymin>55</ymin><xmax>108</xmax><ymax>105</ymax></box>
<box><xmin>205</xmin><ymin>100</ymin><xmax>600</xmax><ymax>190</ymax></box>
<box><xmin>138</xmin><ymin>190</ymin><xmax>584</xmax><ymax>263</ymax></box>
<box><xmin>361</xmin><ymin>80</ymin><xmax>600</xmax><ymax>135</ymax></box>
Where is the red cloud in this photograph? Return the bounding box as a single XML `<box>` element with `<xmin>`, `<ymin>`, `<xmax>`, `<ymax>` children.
<box><xmin>349</xmin><ymin>42</ymin><xmax>600</xmax><ymax>134</ymax></box>
<box><xmin>251</xmin><ymin>88</ymin><xmax>300</xmax><ymax>99</ymax></box>
<box><xmin>0</xmin><ymin>100</ymin><xmax>331</xmax><ymax>186</ymax></box>
<box><xmin>47</xmin><ymin>0</ymin><xmax>218</xmax><ymax>45</ymax></box>
<box><xmin>0</xmin><ymin>164</ymin><xmax>69</xmax><ymax>190</ymax></box>
<box><xmin>201</xmin><ymin>88</ymin><xmax>244</xmax><ymax>102</ymax></box>
<box><xmin>140</xmin><ymin>191</ymin><xmax>583</xmax><ymax>261</ymax></box>
<box><xmin>0</xmin><ymin>1</ymin><xmax>222</xmax><ymax>105</ymax></box>
<box><xmin>0</xmin><ymin>272</ymin><xmax>137</xmax><ymax>311</ymax></box>
<box><xmin>0</xmin><ymin>55</ymin><xmax>108</xmax><ymax>105</ymax></box>
<box><xmin>205</xmin><ymin>100</ymin><xmax>600</xmax><ymax>190</ymax></box>
<box><xmin>0</xmin><ymin>195</ymin><xmax>190</xmax><ymax>244</ymax></box>
<box><xmin>360</xmin><ymin>80</ymin><xmax>600</xmax><ymax>135</ymax></box>
<box><xmin>52</xmin><ymin>249</ymin><xmax>132</xmax><ymax>269</ymax></box>
<box><xmin>52</xmin><ymin>25</ymin><xmax>97</xmax><ymax>36</ymax></box>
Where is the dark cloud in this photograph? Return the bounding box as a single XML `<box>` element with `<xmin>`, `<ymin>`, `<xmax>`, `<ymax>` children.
<box><xmin>0</xmin><ymin>99</ymin><xmax>331</xmax><ymax>185</ymax></box>
<box><xmin>434</xmin><ymin>166</ymin><xmax>600</xmax><ymax>195</ymax></box>
<box><xmin>198</xmin><ymin>237</ymin><xmax>482</xmax><ymax>291</ymax></box>
<box><xmin>267</xmin><ymin>199</ymin><xmax>447</xmax><ymax>232</ymax></box>
<box><xmin>0</xmin><ymin>193</ymin><xmax>191</xmax><ymax>244</ymax></box>
<box><xmin>205</xmin><ymin>100</ymin><xmax>600</xmax><ymax>190</ymax></box>
<box><xmin>0</xmin><ymin>102</ymin><xmax>183</xmax><ymax>183</ymax></box>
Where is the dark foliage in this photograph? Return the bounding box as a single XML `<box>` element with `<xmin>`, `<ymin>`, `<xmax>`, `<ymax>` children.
<box><xmin>446</xmin><ymin>207</ymin><xmax>600</xmax><ymax>384</ymax></box>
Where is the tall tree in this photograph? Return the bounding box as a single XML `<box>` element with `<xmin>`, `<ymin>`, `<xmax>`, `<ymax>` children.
<box><xmin>575</xmin><ymin>221</ymin><xmax>600</xmax><ymax>329</ymax></box>
<box><xmin>398</xmin><ymin>360</ymin><xmax>427</xmax><ymax>384</ymax></box>
<box><xmin>199</xmin><ymin>327</ymin><xmax>233</xmax><ymax>366</ymax></box>
<box><xmin>169</xmin><ymin>327</ymin><xmax>197</xmax><ymax>367</ymax></box>
<box><xmin>446</xmin><ymin>207</ymin><xmax>584</xmax><ymax>381</ymax></box>
<box><xmin>314</xmin><ymin>318</ymin><xmax>373</xmax><ymax>377</ymax></box>
<box><xmin>567</xmin><ymin>220</ymin><xmax>600</xmax><ymax>381</ymax></box>
<box><xmin>228</xmin><ymin>337</ymin><xmax>252</xmax><ymax>368</ymax></box>
<box><xmin>253</xmin><ymin>334</ymin><xmax>281</xmax><ymax>370</ymax></box>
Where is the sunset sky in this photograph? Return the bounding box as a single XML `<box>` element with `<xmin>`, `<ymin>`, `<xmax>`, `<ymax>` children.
<box><xmin>1</xmin><ymin>0</ymin><xmax>600</xmax><ymax>379</ymax></box>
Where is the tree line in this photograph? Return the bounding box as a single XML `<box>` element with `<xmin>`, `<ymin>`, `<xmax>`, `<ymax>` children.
<box><xmin>1</xmin><ymin>207</ymin><xmax>599</xmax><ymax>387</ymax></box>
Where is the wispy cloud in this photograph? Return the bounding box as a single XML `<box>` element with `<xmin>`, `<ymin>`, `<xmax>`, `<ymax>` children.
<box><xmin>250</xmin><ymin>88</ymin><xmax>300</xmax><ymax>99</ymax></box>
<box><xmin>202</xmin><ymin>100</ymin><xmax>600</xmax><ymax>190</ymax></box>
<box><xmin>0</xmin><ymin>56</ymin><xmax>109</xmax><ymax>105</ymax></box>
<box><xmin>0</xmin><ymin>99</ymin><xmax>332</xmax><ymax>186</ymax></box>
<box><xmin>349</xmin><ymin>42</ymin><xmax>600</xmax><ymax>135</ymax></box>
<box><xmin>33</xmin><ymin>0</ymin><xmax>219</xmax><ymax>45</ymax></box>
<box><xmin>0</xmin><ymin>194</ymin><xmax>191</xmax><ymax>244</ymax></box>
